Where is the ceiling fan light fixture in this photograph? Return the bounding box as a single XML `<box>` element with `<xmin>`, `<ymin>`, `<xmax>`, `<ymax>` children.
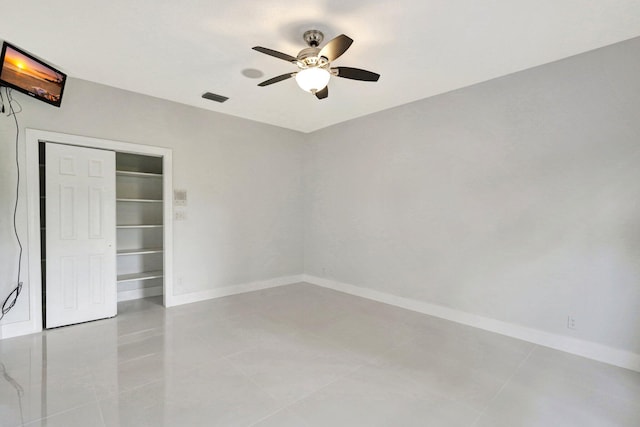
<box><xmin>253</xmin><ymin>31</ymin><xmax>379</xmax><ymax>100</ymax></box>
<box><xmin>295</xmin><ymin>67</ymin><xmax>330</xmax><ymax>93</ymax></box>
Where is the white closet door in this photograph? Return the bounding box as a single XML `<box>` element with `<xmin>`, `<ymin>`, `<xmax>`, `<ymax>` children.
<box><xmin>45</xmin><ymin>143</ymin><xmax>116</xmax><ymax>328</ymax></box>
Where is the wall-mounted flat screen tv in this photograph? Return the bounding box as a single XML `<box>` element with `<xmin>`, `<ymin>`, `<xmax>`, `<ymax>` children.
<box><xmin>0</xmin><ymin>42</ymin><xmax>67</xmax><ymax>107</ymax></box>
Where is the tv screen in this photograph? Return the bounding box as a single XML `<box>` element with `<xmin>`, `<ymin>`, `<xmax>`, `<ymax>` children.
<box><xmin>0</xmin><ymin>42</ymin><xmax>67</xmax><ymax>107</ymax></box>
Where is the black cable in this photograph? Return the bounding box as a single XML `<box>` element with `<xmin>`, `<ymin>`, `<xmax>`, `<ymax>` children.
<box><xmin>6</xmin><ymin>89</ymin><xmax>22</xmax><ymax>115</ymax></box>
<box><xmin>0</xmin><ymin>88</ymin><xmax>23</xmax><ymax>322</ymax></box>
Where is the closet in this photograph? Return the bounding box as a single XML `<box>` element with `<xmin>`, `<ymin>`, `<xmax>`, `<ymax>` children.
<box><xmin>39</xmin><ymin>140</ymin><xmax>168</xmax><ymax>329</ymax></box>
<box><xmin>115</xmin><ymin>153</ymin><xmax>164</xmax><ymax>301</ymax></box>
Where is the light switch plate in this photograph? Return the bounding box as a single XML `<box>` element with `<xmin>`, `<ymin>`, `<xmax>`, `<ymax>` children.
<box><xmin>174</xmin><ymin>189</ymin><xmax>187</xmax><ymax>206</ymax></box>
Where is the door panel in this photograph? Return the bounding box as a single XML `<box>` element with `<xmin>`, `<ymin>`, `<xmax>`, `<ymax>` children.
<box><xmin>89</xmin><ymin>255</ymin><xmax>105</xmax><ymax>304</ymax></box>
<box><xmin>59</xmin><ymin>185</ymin><xmax>77</xmax><ymax>239</ymax></box>
<box><xmin>46</xmin><ymin>143</ymin><xmax>116</xmax><ymax>328</ymax></box>
<box><xmin>89</xmin><ymin>187</ymin><xmax>105</xmax><ymax>238</ymax></box>
<box><xmin>60</xmin><ymin>256</ymin><xmax>77</xmax><ymax>309</ymax></box>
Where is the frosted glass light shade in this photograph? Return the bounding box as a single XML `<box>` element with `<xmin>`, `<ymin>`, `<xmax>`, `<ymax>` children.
<box><xmin>295</xmin><ymin>68</ymin><xmax>330</xmax><ymax>93</ymax></box>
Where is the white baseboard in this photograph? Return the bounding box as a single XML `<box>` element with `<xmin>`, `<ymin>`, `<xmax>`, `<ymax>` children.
<box><xmin>166</xmin><ymin>275</ymin><xmax>305</xmax><ymax>307</ymax></box>
<box><xmin>0</xmin><ymin>318</ymin><xmax>41</xmax><ymax>340</ymax></box>
<box><xmin>118</xmin><ymin>285</ymin><xmax>164</xmax><ymax>302</ymax></box>
<box><xmin>302</xmin><ymin>275</ymin><xmax>640</xmax><ymax>373</ymax></box>
<box><xmin>1</xmin><ymin>275</ymin><xmax>304</xmax><ymax>340</ymax></box>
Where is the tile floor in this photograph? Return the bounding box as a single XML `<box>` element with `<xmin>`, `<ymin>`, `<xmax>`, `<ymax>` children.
<box><xmin>0</xmin><ymin>283</ymin><xmax>639</xmax><ymax>426</ymax></box>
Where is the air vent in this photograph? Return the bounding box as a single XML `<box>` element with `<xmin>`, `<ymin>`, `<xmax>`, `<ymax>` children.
<box><xmin>202</xmin><ymin>92</ymin><xmax>229</xmax><ymax>103</ymax></box>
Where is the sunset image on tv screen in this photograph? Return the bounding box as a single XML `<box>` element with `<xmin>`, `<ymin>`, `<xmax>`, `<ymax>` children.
<box><xmin>1</xmin><ymin>46</ymin><xmax>65</xmax><ymax>103</ymax></box>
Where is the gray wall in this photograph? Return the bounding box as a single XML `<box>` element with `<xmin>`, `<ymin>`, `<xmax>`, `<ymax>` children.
<box><xmin>0</xmin><ymin>78</ymin><xmax>305</xmax><ymax>324</ymax></box>
<box><xmin>304</xmin><ymin>37</ymin><xmax>640</xmax><ymax>354</ymax></box>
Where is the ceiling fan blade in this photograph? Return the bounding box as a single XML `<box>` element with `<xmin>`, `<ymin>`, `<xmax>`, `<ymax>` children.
<box><xmin>315</xmin><ymin>86</ymin><xmax>328</xmax><ymax>100</ymax></box>
<box><xmin>334</xmin><ymin>67</ymin><xmax>380</xmax><ymax>82</ymax></box>
<box><xmin>252</xmin><ymin>46</ymin><xmax>297</xmax><ymax>63</ymax></box>
<box><xmin>318</xmin><ymin>34</ymin><xmax>353</xmax><ymax>62</ymax></box>
<box><xmin>258</xmin><ymin>73</ymin><xmax>294</xmax><ymax>87</ymax></box>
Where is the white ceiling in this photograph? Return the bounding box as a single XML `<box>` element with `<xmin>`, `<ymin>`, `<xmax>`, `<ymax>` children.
<box><xmin>2</xmin><ymin>1</ymin><xmax>640</xmax><ymax>133</ymax></box>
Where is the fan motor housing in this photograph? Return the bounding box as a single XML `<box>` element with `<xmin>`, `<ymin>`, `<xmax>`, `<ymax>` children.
<box><xmin>296</xmin><ymin>47</ymin><xmax>328</xmax><ymax>68</ymax></box>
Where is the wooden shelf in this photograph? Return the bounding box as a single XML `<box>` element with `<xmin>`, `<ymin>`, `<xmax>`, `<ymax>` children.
<box><xmin>117</xmin><ymin>270</ymin><xmax>164</xmax><ymax>283</ymax></box>
<box><xmin>117</xmin><ymin>248</ymin><xmax>163</xmax><ymax>256</ymax></box>
<box><xmin>116</xmin><ymin>170</ymin><xmax>162</xmax><ymax>178</ymax></box>
<box><xmin>116</xmin><ymin>198</ymin><xmax>163</xmax><ymax>203</ymax></box>
<box><xmin>116</xmin><ymin>224</ymin><xmax>163</xmax><ymax>229</ymax></box>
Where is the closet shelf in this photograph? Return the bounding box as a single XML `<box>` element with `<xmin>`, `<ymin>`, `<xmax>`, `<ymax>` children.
<box><xmin>116</xmin><ymin>198</ymin><xmax>163</xmax><ymax>203</ymax></box>
<box><xmin>117</xmin><ymin>270</ymin><xmax>164</xmax><ymax>283</ymax></box>
<box><xmin>117</xmin><ymin>248</ymin><xmax>163</xmax><ymax>256</ymax></box>
<box><xmin>116</xmin><ymin>224</ymin><xmax>163</xmax><ymax>229</ymax></box>
<box><xmin>116</xmin><ymin>170</ymin><xmax>162</xmax><ymax>178</ymax></box>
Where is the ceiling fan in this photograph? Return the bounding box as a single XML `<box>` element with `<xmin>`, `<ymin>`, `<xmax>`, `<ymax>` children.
<box><xmin>252</xmin><ymin>30</ymin><xmax>380</xmax><ymax>100</ymax></box>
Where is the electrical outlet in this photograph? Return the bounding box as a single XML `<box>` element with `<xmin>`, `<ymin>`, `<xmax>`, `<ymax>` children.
<box><xmin>174</xmin><ymin>211</ymin><xmax>187</xmax><ymax>221</ymax></box>
<box><xmin>567</xmin><ymin>315</ymin><xmax>576</xmax><ymax>330</ymax></box>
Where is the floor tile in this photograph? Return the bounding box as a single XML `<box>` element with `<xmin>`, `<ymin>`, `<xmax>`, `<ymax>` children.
<box><xmin>24</xmin><ymin>402</ymin><xmax>105</xmax><ymax>427</ymax></box>
<box><xmin>1</xmin><ymin>283</ymin><xmax>638</xmax><ymax>427</ymax></box>
<box><xmin>521</xmin><ymin>346</ymin><xmax>640</xmax><ymax>404</ymax></box>
<box><xmin>0</xmin><ymin>361</ymin><xmax>98</xmax><ymax>427</ymax></box>
<box><xmin>99</xmin><ymin>358</ymin><xmax>280</xmax><ymax>427</ymax></box>
<box><xmin>372</xmin><ymin>323</ymin><xmax>534</xmax><ymax>411</ymax></box>
<box><xmin>474</xmin><ymin>352</ymin><xmax>640</xmax><ymax>427</ymax></box>
<box><xmin>250</xmin><ymin>408</ymin><xmax>312</xmax><ymax>427</ymax></box>
<box><xmin>268</xmin><ymin>361</ymin><xmax>480</xmax><ymax>426</ymax></box>
<box><xmin>227</xmin><ymin>331</ymin><xmax>364</xmax><ymax>404</ymax></box>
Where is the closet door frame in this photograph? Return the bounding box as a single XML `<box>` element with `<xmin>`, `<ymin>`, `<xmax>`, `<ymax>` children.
<box><xmin>25</xmin><ymin>128</ymin><xmax>175</xmax><ymax>333</ymax></box>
